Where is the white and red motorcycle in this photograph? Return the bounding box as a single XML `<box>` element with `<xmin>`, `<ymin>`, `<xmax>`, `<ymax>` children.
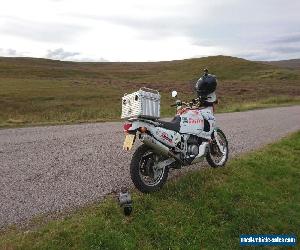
<box><xmin>123</xmin><ymin>90</ymin><xmax>228</xmax><ymax>193</ymax></box>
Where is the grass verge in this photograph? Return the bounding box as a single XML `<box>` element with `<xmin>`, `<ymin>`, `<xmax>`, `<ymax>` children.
<box><xmin>1</xmin><ymin>132</ymin><xmax>299</xmax><ymax>249</ymax></box>
<box><xmin>217</xmin><ymin>96</ymin><xmax>300</xmax><ymax>113</ymax></box>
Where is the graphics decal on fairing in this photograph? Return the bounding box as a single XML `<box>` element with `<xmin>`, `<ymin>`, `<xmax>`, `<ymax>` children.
<box><xmin>188</xmin><ymin>118</ymin><xmax>203</xmax><ymax>124</ymax></box>
<box><xmin>201</xmin><ymin>109</ymin><xmax>215</xmax><ymax>121</ymax></box>
<box><xmin>154</xmin><ymin>127</ymin><xmax>178</xmax><ymax>147</ymax></box>
<box><xmin>178</xmin><ymin>107</ymin><xmax>216</xmax><ymax>138</ymax></box>
<box><xmin>191</xmin><ymin>110</ymin><xmax>200</xmax><ymax>115</ymax></box>
<box><xmin>161</xmin><ymin>132</ymin><xmax>173</xmax><ymax>143</ymax></box>
<box><xmin>182</xmin><ymin>117</ymin><xmax>188</xmax><ymax>124</ymax></box>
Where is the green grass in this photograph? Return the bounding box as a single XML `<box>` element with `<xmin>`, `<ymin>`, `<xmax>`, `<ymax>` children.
<box><xmin>0</xmin><ymin>55</ymin><xmax>299</xmax><ymax>128</ymax></box>
<box><xmin>217</xmin><ymin>95</ymin><xmax>300</xmax><ymax>113</ymax></box>
<box><xmin>0</xmin><ymin>78</ymin><xmax>123</xmax><ymax>127</ymax></box>
<box><xmin>1</xmin><ymin>131</ymin><xmax>299</xmax><ymax>249</ymax></box>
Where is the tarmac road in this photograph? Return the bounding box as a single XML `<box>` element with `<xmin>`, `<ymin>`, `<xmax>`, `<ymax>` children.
<box><xmin>0</xmin><ymin>106</ymin><xmax>299</xmax><ymax>228</ymax></box>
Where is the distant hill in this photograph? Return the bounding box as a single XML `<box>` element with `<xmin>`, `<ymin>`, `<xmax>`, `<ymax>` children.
<box><xmin>0</xmin><ymin>55</ymin><xmax>299</xmax><ymax>127</ymax></box>
<box><xmin>262</xmin><ymin>59</ymin><xmax>300</xmax><ymax>69</ymax></box>
<box><xmin>0</xmin><ymin>55</ymin><xmax>298</xmax><ymax>82</ymax></box>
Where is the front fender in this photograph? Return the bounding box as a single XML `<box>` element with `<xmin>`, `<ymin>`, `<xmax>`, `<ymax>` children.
<box><xmin>213</xmin><ymin>126</ymin><xmax>220</xmax><ymax>132</ymax></box>
<box><xmin>212</xmin><ymin>127</ymin><xmax>226</xmax><ymax>154</ymax></box>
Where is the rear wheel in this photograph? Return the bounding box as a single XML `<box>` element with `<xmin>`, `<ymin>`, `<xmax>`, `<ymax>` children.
<box><xmin>130</xmin><ymin>144</ymin><xmax>169</xmax><ymax>193</ymax></box>
<box><xmin>206</xmin><ymin>128</ymin><xmax>229</xmax><ymax>168</ymax></box>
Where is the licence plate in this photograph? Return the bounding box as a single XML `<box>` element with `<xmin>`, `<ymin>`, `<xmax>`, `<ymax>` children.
<box><xmin>123</xmin><ymin>134</ymin><xmax>136</xmax><ymax>151</ymax></box>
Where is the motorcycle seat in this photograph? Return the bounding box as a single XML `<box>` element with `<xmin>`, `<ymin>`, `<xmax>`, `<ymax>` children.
<box><xmin>156</xmin><ymin>116</ymin><xmax>181</xmax><ymax>132</ymax></box>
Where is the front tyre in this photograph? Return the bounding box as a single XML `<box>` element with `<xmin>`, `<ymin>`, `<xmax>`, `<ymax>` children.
<box><xmin>130</xmin><ymin>144</ymin><xmax>169</xmax><ymax>193</ymax></box>
<box><xmin>206</xmin><ymin>128</ymin><xmax>229</xmax><ymax>168</ymax></box>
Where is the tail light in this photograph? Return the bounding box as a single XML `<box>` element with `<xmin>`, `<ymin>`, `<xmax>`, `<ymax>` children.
<box><xmin>139</xmin><ymin>127</ymin><xmax>147</xmax><ymax>133</ymax></box>
<box><xmin>123</xmin><ymin>123</ymin><xmax>132</xmax><ymax>132</ymax></box>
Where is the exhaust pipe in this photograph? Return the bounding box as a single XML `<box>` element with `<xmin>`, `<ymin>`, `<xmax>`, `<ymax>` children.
<box><xmin>140</xmin><ymin>134</ymin><xmax>170</xmax><ymax>156</ymax></box>
<box><xmin>140</xmin><ymin>134</ymin><xmax>183</xmax><ymax>164</ymax></box>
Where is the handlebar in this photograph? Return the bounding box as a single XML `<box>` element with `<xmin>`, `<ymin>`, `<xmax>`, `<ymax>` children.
<box><xmin>170</xmin><ymin>100</ymin><xmax>190</xmax><ymax>108</ymax></box>
<box><xmin>170</xmin><ymin>96</ymin><xmax>212</xmax><ymax>108</ymax></box>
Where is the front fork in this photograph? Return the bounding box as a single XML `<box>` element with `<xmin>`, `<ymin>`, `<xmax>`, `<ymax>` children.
<box><xmin>213</xmin><ymin>129</ymin><xmax>225</xmax><ymax>154</ymax></box>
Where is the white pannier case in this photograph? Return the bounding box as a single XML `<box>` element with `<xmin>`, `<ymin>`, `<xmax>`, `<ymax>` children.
<box><xmin>121</xmin><ymin>88</ymin><xmax>160</xmax><ymax>119</ymax></box>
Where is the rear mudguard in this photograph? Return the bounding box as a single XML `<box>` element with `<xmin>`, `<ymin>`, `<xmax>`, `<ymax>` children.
<box><xmin>127</xmin><ymin>119</ymin><xmax>157</xmax><ymax>133</ymax></box>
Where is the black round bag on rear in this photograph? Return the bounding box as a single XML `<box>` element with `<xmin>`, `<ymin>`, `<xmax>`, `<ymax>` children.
<box><xmin>195</xmin><ymin>74</ymin><xmax>217</xmax><ymax>96</ymax></box>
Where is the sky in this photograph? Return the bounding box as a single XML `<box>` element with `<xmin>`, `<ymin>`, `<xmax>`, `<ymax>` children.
<box><xmin>0</xmin><ymin>0</ymin><xmax>299</xmax><ymax>62</ymax></box>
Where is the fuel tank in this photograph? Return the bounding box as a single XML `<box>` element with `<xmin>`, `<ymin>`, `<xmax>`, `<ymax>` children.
<box><xmin>150</xmin><ymin>107</ymin><xmax>215</xmax><ymax>147</ymax></box>
<box><xmin>179</xmin><ymin>107</ymin><xmax>215</xmax><ymax>137</ymax></box>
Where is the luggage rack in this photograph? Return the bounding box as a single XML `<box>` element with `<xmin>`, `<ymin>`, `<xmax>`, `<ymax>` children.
<box><xmin>121</xmin><ymin>88</ymin><xmax>161</xmax><ymax>119</ymax></box>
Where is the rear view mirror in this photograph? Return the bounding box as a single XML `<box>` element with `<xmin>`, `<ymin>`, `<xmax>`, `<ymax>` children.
<box><xmin>171</xmin><ymin>90</ymin><xmax>177</xmax><ymax>98</ymax></box>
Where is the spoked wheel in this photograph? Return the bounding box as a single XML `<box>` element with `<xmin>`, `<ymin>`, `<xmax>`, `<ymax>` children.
<box><xmin>206</xmin><ymin>128</ymin><xmax>229</xmax><ymax>168</ymax></box>
<box><xmin>130</xmin><ymin>144</ymin><xmax>169</xmax><ymax>193</ymax></box>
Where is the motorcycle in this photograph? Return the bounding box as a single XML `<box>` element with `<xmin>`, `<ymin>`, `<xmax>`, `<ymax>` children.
<box><xmin>122</xmin><ymin>90</ymin><xmax>229</xmax><ymax>193</ymax></box>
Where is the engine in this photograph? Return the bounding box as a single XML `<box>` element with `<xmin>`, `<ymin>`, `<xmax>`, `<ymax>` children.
<box><xmin>187</xmin><ymin>135</ymin><xmax>202</xmax><ymax>157</ymax></box>
<box><xmin>173</xmin><ymin>134</ymin><xmax>204</xmax><ymax>165</ymax></box>
<box><xmin>187</xmin><ymin>144</ymin><xmax>199</xmax><ymax>157</ymax></box>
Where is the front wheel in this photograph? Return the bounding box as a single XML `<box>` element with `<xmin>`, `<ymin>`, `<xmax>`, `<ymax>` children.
<box><xmin>206</xmin><ymin>128</ymin><xmax>229</xmax><ymax>168</ymax></box>
<box><xmin>130</xmin><ymin>144</ymin><xmax>169</xmax><ymax>193</ymax></box>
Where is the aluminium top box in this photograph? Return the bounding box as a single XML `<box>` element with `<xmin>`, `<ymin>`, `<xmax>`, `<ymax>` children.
<box><xmin>121</xmin><ymin>88</ymin><xmax>160</xmax><ymax>119</ymax></box>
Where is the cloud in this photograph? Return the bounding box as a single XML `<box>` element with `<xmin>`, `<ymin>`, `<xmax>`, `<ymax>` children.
<box><xmin>0</xmin><ymin>16</ymin><xmax>87</xmax><ymax>43</ymax></box>
<box><xmin>72</xmin><ymin>0</ymin><xmax>300</xmax><ymax>59</ymax></box>
<box><xmin>0</xmin><ymin>48</ymin><xmax>23</xmax><ymax>57</ymax></box>
<box><xmin>1</xmin><ymin>0</ymin><xmax>300</xmax><ymax>61</ymax></box>
<box><xmin>45</xmin><ymin>48</ymin><xmax>109</xmax><ymax>62</ymax></box>
<box><xmin>46</xmin><ymin>48</ymin><xmax>80</xmax><ymax>60</ymax></box>
<box><xmin>84</xmin><ymin>0</ymin><xmax>300</xmax><ymax>59</ymax></box>
<box><xmin>73</xmin><ymin>57</ymin><xmax>109</xmax><ymax>62</ymax></box>
<box><xmin>271</xmin><ymin>46</ymin><xmax>300</xmax><ymax>54</ymax></box>
<box><xmin>271</xmin><ymin>33</ymin><xmax>300</xmax><ymax>44</ymax></box>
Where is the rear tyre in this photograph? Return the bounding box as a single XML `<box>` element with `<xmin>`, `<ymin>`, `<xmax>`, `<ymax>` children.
<box><xmin>206</xmin><ymin>128</ymin><xmax>229</xmax><ymax>168</ymax></box>
<box><xmin>130</xmin><ymin>144</ymin><xmax>169</xmax><ymax>193</ymax></box>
